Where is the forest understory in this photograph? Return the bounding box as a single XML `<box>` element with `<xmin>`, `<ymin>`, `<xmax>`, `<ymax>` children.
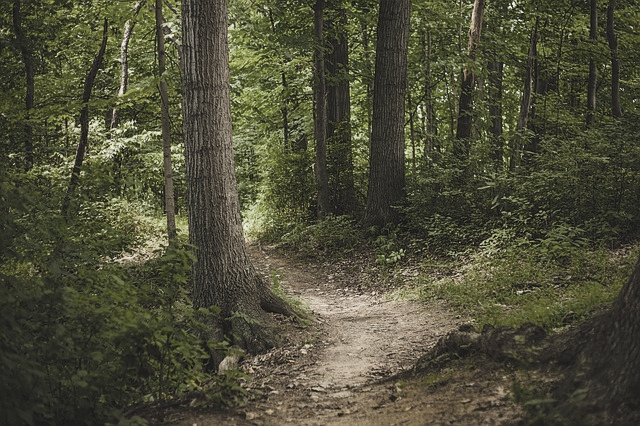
<box><xmin>141</xmin><ymin>243</ymin><xmax>568</xmax><ymax>426</ymax></box>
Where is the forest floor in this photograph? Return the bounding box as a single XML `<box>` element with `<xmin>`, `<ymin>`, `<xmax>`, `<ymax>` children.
<box><xmin>156</xmin><ymin>244</ymin><xmax>530</xmax><ymax>426</ymax></box>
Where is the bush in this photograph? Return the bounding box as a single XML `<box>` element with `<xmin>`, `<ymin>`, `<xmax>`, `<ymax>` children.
<box><xmin>280</xmin><ymin>215</ymin><xmax>361</xmax><ymax>258</ymax></box>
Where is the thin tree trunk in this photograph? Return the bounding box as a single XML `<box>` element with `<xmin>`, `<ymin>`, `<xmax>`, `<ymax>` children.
<box><xmin>111</xmin><ymin>0</ymin><xmax>145</xmax><ymax>130</ymax></box>
<box><xmin>586</xmin><ymin>0</ymin><xmax>598</xmax><ymax>127</ymax></box>
<box><xmin>487</xmin><ymin>59</ymin><xmax>503</xmax><ymax>165</ymax></box>
<box><xmin>313</xmin><ymin>0</ymin><xmax>330</xmax><ymax>219</ymax></box>
<box><xmin>326</xmin><ymin>2</ymin><xmax>356</xmax><ymax>215</ymax></box>
<box><xmin>362</xmin><ymin>0</ymin><xmax>410</xmax><ymax>229</ymax></box>
<box><xmin>510</xmin><ymin>19</ymin><xmax>537</xmax><ymax>171</ymax></box>
<box><xmin>61</xmin><ymin>19</ymin><xmax>108</xmax><ymax>218</ymax></box>
<box><xmin>12</xmin><ymin>0</ymin><xmax>34</xmax><ymax>171</ymax></box>
<box><xmin>423</xmin><ymin>28</ymin><xmax>436</xmax><ymax>154</ymax></box>
<box><xmin>358</xmin><ymin>13</ymin><xmax>374</xmax><ymax>145</ymax></box>
<box><xmin>156</xmin><ymin>0</ymin><xmax>177</xmax><ymax>245</ymax></box>
<box><xmin>454</xmin><ymin>0</ymin><xmax>486</xmax><ymax>160</ymax></box>
<box><xmin>606</xmin><ymin>0</ymin><xmax>622</xmax><ymax>118</ymax></box>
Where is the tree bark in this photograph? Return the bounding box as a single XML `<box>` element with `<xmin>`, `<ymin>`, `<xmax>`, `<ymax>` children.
<box><xmin>326</xmin><ymin>3</ymin><xmax>356</xmax><ymax>216</ymax></box>
<box><xmin>586</xmin><ymin>0</ymin><xmax>598</xmax><ymax>127</ymax></box>
<box><xmin>12</xmin><ymin>0</ymin><xmax>34</xmax><ymax>171</ymax></box>
<box><xmin>111</xmin><ymin>0</ymin><xmax>145</xmax><ymax>130</ymax></box>
<box><xmin>487</xmin><ymin>59</ymin><xmax>503</xmax><ymax>166</ymax></box>
<box><xmin>61</xmin><ymin>19</ymin><xmax>108</xmax><ymax>218</ymax></box>
<box><xmin>510</xmin><ymin>19</ymin><xmax>537</xmax><ymax>171</ymax></box>
<box><xmin>181</xmin><ymin>0</ymin><xmax>297</xmax><ymax>355</ymax></box>
<box><xmin>606</xmin><ymin>0</ymin><xmax>622</xmax><ymax>118</ymax></box>
<box><xmin>155</xmin><ymin>0</ymin><xmax>177</xmax><ymax>245</ymax></box>
<box><xmin>313</xmin><ymin>0</ymin><xmax>331</xmax><ymax>219</ymax></box>
<box><xmin>454</xmin><ymin>0</ymin><xmax>485</xmax><ymax>160</ymax></box>
<box><xmin>361</xmin><ymin>0</ymin><xmax>410</xmax><ymax>229</ymax></box>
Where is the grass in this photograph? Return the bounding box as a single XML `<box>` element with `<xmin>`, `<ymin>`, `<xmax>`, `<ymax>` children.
<box><xmin>416</xmin><ymin>244</ymin><xmax>638</xmax><ymax>331</ymax></box>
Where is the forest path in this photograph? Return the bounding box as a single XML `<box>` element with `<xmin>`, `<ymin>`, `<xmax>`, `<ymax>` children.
<box><xmin>171</xmin><ymin>245</ymin><xmax>523</xmax><ymax>426</ymax></box>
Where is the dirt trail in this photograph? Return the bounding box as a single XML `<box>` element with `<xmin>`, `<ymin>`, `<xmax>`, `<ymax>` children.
<box><xmin>171</xmin><ymin>245</ymin><xmax>524</xmax><ymax>426</ymax></box>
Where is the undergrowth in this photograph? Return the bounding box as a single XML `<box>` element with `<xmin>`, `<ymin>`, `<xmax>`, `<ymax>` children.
<box><xmin>416</xmin><ymin>236</ymin><xmax>638</xmax><ymax>331</ymax></box>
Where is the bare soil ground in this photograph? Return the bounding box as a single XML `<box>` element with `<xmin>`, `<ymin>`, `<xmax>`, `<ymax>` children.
<box><xmin>158</xmin><ymin>245</ymin><xmax>527</xmax><ymax>426</ymax></box>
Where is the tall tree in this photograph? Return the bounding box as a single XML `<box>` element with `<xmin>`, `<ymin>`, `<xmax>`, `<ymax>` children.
<box><xmin>454</xmin><ymin>0</ymin><xmax>485</xmax><ymax>160</ymax></box>
<box><xmin>110</xmin><ymin>0</ymin><xmax>145</xmax><ymax>130</ymax></box>
<box><xmin>586</xmin><ymin>0</ymin><xmax>598</xmax><ymax>126</ymax></box>
<box><xmin>606</xmin><ymin>0</ymin><xmax>622</xmax><ymax>118</ymax></box>
<box><xmin>510</xmin><ymin>19</ymin><xmax>537</xmax><ymax>171</ymax></box>
<box><xmin>362</xmin><ymin>0</ymin><xmax>410</xmax><ymax>229</ymax></box>
<box><xmin>155</xmin><ymin>0</ymin><xmax>177</xmax><ymax>245</ymax></box>
<box><xmin>326</xmin><ymin>2</ymin><xmax>356</xmax><ymax>216</ymax></box>
<box><xmin>12</xmin><ymin>0</ymin><xmax>34</xmax><ymax>171</ymax></box>
<box><xmin>313</xmin><ymin>0</ymin><xmax>331</xmax><ymax>218</ymax></box>
<box><xmin>61</xmin><ymin>19</ymin><xmax>109</xmax><ymax>218</ymax></box>
<box><xmin>181</xmin><ymin>0</ymin><xmax>297</xmax><ymax>354</ymax></box>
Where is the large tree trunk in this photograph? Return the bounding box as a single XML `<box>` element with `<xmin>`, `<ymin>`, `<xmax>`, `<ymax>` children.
<box><xmin>111</xmin><ymin>0</ymin><xmax>145</xmax><ymax>130</ymax></box>
<box><xmin>181</xmin><ymin>0</ymin><xmax>296</xmax><ymax>355</ymax></box>
<box><xmin>544</xmin><ymin>255</ymin><xmax>640</xmax><ymax>424</ymax></box>
<box><xmin>454</xmin><ymin>0</ymin><xmax>485</xmax><ymax>160</ymax></box>
<box><xmin>61</xmin><ymin>19</ymin><xmax>108</xmax><ymax>218</ymax></box>
<box><xmin>326</xmin><ymin>3</ymin><xmax>356</xmax><ymax>216</ymax></box>
<box><xmin>361</xmin><ymin>0</ymin><xmax>410</xmax><ymax>229</ymax></box>
<box><xmin>155</xmin><ymin>0</ymin><xmax>177</xmax><ymax>245</ymax></box>
<box><xmin>313</xmin><ymin>0</ymin><xmax>330</xmax><ymax>219</ymax></box>
<box><xmin>586</xmin><ymin>0</ymin><xmax>598</xmax><ymax>127</ymax></box>
<box><xmin>606</xmin><ymin>0</ymin><xmax>622</xmax><ymax>118</ymax></box>
<box><xmin>12</xmin><ymin>0</ymin><xmax>34</xmax><ymax>171</ymax></box>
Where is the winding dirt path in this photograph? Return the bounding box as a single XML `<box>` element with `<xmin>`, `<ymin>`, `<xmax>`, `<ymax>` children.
<box><xmin>170</xmin><ymin>245</ymin><xmax>524</xmax><ymax>425</ymax></box>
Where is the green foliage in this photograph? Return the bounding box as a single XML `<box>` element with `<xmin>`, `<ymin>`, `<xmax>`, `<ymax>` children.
<box><xmin>279</xmin><ymin>215</ymin><xmax>361</xmax><ymax>258</ymax></box>
<box><xmin>0</xmin><ymin>176</ymin><xmax>234</xmax><ymax>425</ymax></box>
<box><xmin>418</xmin><ymin>236</ymin><xmax>638</xmax><ymax>331</ymax></box>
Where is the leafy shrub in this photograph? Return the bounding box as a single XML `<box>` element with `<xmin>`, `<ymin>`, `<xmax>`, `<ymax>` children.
<box><xmin>280</xmin><ymin>215</ymin><xmax>361</xmax><ymax>258</ymax></box>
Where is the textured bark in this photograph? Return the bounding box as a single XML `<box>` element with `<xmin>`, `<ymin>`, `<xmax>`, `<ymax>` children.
<box><xmin>606</xmin><ymin>0</ymin><xmax>622</xmax><ymax>118</ymax></box>
<box><xmin>155</xmin><ymin>0</ymin><xmax>177</xmax><ymax>245</ymax></box>
<box><xmin>181</xmin><ymin>0</ymin><xmax>297</xmax><ymax>355</ymax></box>
<box><xmin>12</xmin><ymin>0</ymin><xmax>34</xmax><ymax>171</ymax></box>
<box><xmin>577</xmin><ymin>256</ymin><xmax>640</xmax><ymax>420</ymax></box>
<box><xmin>111</xmin><ymin>0</ymin><xmax>145</xmax><ymax>130</ymax></box>
<box><xmin>61</xmin><ymin>19</ymin><xmax>108</xmax><ymax>218</ymax></box>
<box><xmin>454</xmin><ymin>0</ymin><xmax>485</xmax><ymax>159</ymax></box>
<box><xmin>326</xmin><ymin>3</ymin><xmax>356</xmax><ymax>216</ymax></box>
<box><xmin>313</xmin><ymin>0</ymin><xmax>330</xmax><ymax>219</ymax></box>
<box><xmin>586</xmin><ymin>0</ymin><xmax>598</xmax><ymax>127</ymax></box>
<box><xmin>361</xmin><ymin>0</ymin><xmax>410</xmax><ymax>229</ymax></box>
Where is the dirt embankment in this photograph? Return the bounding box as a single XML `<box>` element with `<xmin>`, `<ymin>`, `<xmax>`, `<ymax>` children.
<box><xmin>165</xmin><ymin>245</ymin><xmax>525</xmax><ymax>426</ymax></box>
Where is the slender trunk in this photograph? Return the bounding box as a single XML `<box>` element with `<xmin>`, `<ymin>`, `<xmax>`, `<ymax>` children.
<box><xmin>487</xmin><ymin>59</ymin><xmax>503</xmax><ymax>165</ymax></box>
<box><xmin>326</xmin><ymin>3</ymin><xmax>356</xmax><ymax>215</ymax></box>
<box><xmin>361</xmin><ymin>20</ymin><xmax>373</xmax><ymax>146</ymax></box>
<box><xmin>111</xmin><ymin>0</ymin><xmax>145</xmax><ymax>130</ymax></box>
<box><xmin>61</xmin><ymin>19</ymin><xmax>108</xmax><ymax>218</ymax></box>
<box><xmin>606</xmin><ymin>0</ymin><xmax>622</xmax><ymax>118</ymax></box>
<box><xmin>12</xmin><ymin>0</ymin><xmax>34</xmax><ymax>171</ymax></box>
<box><xmin>510</xmin><ymin>19</ymin><xmax>537</xmax><ymax>171</ymax></box>
<box><xmin>455</xmin><ymin>0</ymin><xmax>486</xmax><ymax>160</ymax></box>
<box><xmin>586</xmin><ymin>0</ymin><xmax>598</xmax><ymax>127</ymax></box>
<box><xmin>408</xmin><ymin>89</ymin><xmax>416</xmax><ymax>173</ymax></box>
<box><xmin>423</xmin><ymin>28</ymin><xmax>435</xmax><ymax>153</ymax></box>
<box><xmin>313</xmin><ymin>0</ymin><xmax>330</xmax><ymax>219</ymax></box>
<box><xmin>156</xmin><ymin>0</ymin><xmax>177</xmax><ymax>245</ymax></box>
